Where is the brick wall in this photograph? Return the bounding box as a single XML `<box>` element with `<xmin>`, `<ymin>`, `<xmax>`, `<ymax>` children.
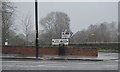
<box><xmin>2</xmin><ymin>46</ymin><xmax>36</xmax><ymax>56</ymax></box>
<box><xmin>39</xmin><ymin>48</ymin><xmax>58</xmax><ymax>56</ymax></box>
<box><xmin>2</xmin><ymin>46</ymin><xmax>98</xmax><ymax>56</ymax></box>
<box><xmin>65</xmin><ymin>48</ymin><xmax>97</xmax><ymax>56</ymax></box>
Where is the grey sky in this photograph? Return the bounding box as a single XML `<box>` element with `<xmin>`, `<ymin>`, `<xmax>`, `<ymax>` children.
<box><xmin>14</xmin><ymin>2</ymin><xmax>118</xmax><ymax>34</ymax></box>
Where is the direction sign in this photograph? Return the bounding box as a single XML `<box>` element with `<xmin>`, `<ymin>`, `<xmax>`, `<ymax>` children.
<box><xmin>5</xmin><ymin>42</ymin><xmax>8</xmax><ymax>45</ymax></box>
<box><xmin>61</xmin><ymin>32</ymin><xmax>71</xmax><ymax>39</ymax></box>
<box><xmin>52</xmin><ymin>39</ymin><xmax>69</xmax><ymax>45</ymax></box>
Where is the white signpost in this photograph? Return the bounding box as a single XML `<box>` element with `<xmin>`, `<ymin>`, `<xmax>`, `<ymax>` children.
<box><xmin>52</xmin><ymin>30</ymin><xmax>72</xmax><ymax>46</ymax></box>
<box><xmin>52</xmin><ymin>30</ymin><xmax>72</xmax><ymax>56</ymax></box>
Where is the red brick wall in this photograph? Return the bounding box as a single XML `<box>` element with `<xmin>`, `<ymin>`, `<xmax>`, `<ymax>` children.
<box><xmin>2</xmin><ymin>46</ymin><xmax>98</xmax><ymax>56</ymax></box>
<box><xmin>2</xmin><ymin>47</ymin><xmax>36</xmax><ymax>56</ymax></box>
<box><xmin>39</xmin><ymin>48</ymin><xmax>58</xmax><ymax>56</ymax></box>
<box><xmin>65</xmin><ymin>48</ymin><xmax>98</xmax><ymax>56</ymax></box>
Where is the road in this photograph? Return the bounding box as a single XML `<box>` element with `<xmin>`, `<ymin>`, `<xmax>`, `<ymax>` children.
<box><xmin>2</xmin><ymin>59</ymin><xmax>119</xmax><ymax>70</ymax></box>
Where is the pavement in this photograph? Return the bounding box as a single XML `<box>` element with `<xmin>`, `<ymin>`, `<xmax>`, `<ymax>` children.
<box><xmin>2</xmin><ymin>59</ymin><xmax>119</xmax><ymax>70</ymax></box>
<box><xmin>1</xmin><ymin>52</ymin><xmax>119</xmax><ymax>61</ymax></box>
<box><xmin>1</xmin><ymin>52</ymin><xmax>119</xmax><ymax>70</ymax></box>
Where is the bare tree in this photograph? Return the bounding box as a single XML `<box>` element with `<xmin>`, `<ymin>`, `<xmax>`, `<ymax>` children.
<box><xmin>39</xmin><ymin>11</ymin><xmax>71</xmax><ymax>45</ymax></box>
<box><xmin>2</xmin><ymin>1</ymin><xmax>16</xmax><ymax>45</ymax></box>
<box><xmin>21</xmin><ymin>15</ymin><xmax>33</xmax><ymax>46</ymax></box>
<box><xmin>71</xmin><ymin>22</ymin><xmax>118</xmax><ymax>44</ymax></box>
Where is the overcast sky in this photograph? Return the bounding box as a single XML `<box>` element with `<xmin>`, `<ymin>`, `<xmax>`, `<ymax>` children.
<box><xmin>14</xmin><ymin>2</ymin><xmax>118</xmax><ymax>34</ymax></box>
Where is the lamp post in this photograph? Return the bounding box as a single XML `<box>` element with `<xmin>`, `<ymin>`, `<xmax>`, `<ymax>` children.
<box><xmin>35</xmin><ymin>0</ymin><xmax>39</xmax><ymax>59</ymax></box>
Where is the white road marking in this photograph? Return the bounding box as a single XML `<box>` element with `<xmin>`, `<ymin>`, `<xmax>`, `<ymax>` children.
<box><xmin>2</xmin><ymin>61</ymin><xmax>57</xmax><ymax>63</ymax></box>
<box><xmin>114</xmin><ymin>60</ymin><xmax>120</xmax><ymax>62</ymax></box>
<box><xmin>104</xmin><ymin>65</ymin><xmax>118</xmax><ymax>68</ymax></box>
<box><xmin>2</xmin><ymin>60</ymin><xmax>40</xmax><ymax>62</ymax></box>
<box><xmin>3</xmin><ymin>65</ymin><xmax>44</xmax><ymax>67</ymax></box>
<box><xmin>76</xmin><ymin>62</ymin><xmax>95</xmax><ymax>65</ymax></box>
<box><xmin>3</xmin><ymin>64</ymin><xmax>65</xmax><ymax>68</ymax></box>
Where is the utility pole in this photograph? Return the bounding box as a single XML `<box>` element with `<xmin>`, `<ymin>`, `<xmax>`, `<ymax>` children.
<box><xmin>35</xmin><ymin>0</ymin><xmax>39</xmax><ymax>59</ymax></box>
